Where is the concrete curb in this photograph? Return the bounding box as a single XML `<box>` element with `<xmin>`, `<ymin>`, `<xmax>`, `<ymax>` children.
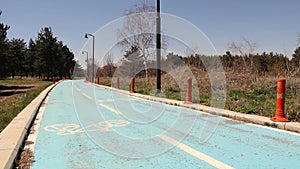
<box><xmin>92</xmin><ymin>83</ymin><xmax>300</xmax><ymax>134</ymax></box>
<box><xmin>0</xmin><ymin>82</ymin><xmax>58</xmax><ymax>169</ymax></box>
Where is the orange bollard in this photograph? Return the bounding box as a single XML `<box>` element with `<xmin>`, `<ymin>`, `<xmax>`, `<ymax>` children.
<box><xmin>271</xmin><ymin>78</ymin><xmax>289</xmax><ymax>122</ymax></box>
<box><xmin>116</xmin><ymin>77</ymin><xmax>119</xmax><ymax>89</ymax></box>
<box><xmin>97</xmin><ymin>77</ymin><xmax>100</xmax><ymax>84</ymax></box>
<box><xmin>130</xmin><ymin>78</ymin><xmax>135</xmax><ymax>93</ymax></box>
<box><xmin>184</xmin><ymin>77</ymin><xmax>192</xmax><ymax>104</ymax></box>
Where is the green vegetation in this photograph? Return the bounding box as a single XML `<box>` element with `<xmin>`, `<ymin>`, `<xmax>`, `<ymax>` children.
<box><xmin>97</xmin><ymin>51</ymin><xmax>300</xmax><ymax>122</ymax></box>
<box><xmin>93</xmin><ymin>1</ymin><xmax>300</xmax><ymax>122</ymax></box>
<box><xmin>0</xmin><ymin>79</ymin><xmax>51</xmax><ymax>132</ymax></box>
<box><xmin>226</xmin><ymin>88</ymin><xmax>275</xmax><ymax>116</ymax></box>
<box><xmin>0</xmin><ymin>12</ymin><xmax>75</xmax><ymax>80</ymax></box>
<box><xmin>129</xmin><ymin>76</ymin><xmax>299</xmax><ymax>122</ymax></box>
<box><xmin>0</xmin><ymin>11</ymin><xmax>74</xmax><ymax>131</ymax></box>
<box><xmin>99</xmin><ymin>1</ymin><xmax>300</xmax><ymax>122</ymax></box>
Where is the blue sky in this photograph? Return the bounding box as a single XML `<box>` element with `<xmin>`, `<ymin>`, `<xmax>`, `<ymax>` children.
<box><xmin>1</xmin><ymin>0</ymin><xmax>300</xmax><ymax>58</ymax></box>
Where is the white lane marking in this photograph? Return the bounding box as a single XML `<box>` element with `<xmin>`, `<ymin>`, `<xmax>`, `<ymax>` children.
<box><xmin>99</xmin><ymin>104</ymin><xmax>122</xmax><ymax>115</ymax></box>
<box><xmin>95</xmin><ymin>103</ymin><xmax>233</xmax><ymax>168</ymax></box>
<box><xmin>98</xmin><ymin>99</ymin><xmax>114</xmax><ymax>103</ymax></box>
<box><xmin>158</xmin><ymin>134</ymin><xmax>235</xmax><ymax>169</ymax></box>
<box><xmin>75</xmin><ymin>86</ymin><xmax>81</xmax><ymax>92</ymax></box>
<box><xmin>82</xmin><ymin>92</ymin><xmax>92</xmax><ymax>100</ymax></box>
<box><xmin>97</xmin><ymin>98</ymin><xmax>133</xmax><ymax>103</ymax></box>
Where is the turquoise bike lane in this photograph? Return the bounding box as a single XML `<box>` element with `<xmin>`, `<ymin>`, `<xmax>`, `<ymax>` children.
<box><xmin>32</xmin><ymin>80</ymin><xmax>300</xmax><ymax>169</ymax></box>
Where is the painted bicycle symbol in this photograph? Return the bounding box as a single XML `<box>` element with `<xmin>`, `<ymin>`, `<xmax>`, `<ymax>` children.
<box><xmin>44</xmin><ymin>120</ymin><xmax>130</xmax><ymax>135</ymax></box>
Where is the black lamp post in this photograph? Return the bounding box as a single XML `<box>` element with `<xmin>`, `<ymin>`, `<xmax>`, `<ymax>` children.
<box><xmin>156</xmin><ymin>0</ymin><xmax>161</xmax><ymax>93</ymax></box>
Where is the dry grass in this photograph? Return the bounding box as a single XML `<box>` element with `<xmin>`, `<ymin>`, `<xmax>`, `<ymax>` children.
<box><xmin>18</xmin><ymin>148</ymin><xmax>34</xmax><ymax>169</ymax></box>
<box><xmin>98</xmin><ymin>67</ymin><xmax>300</xmax><ymax>122</ymax></box>
<box><xmin>0</xmin><ymin>79</ymin><xmax>51</xmax><ymax>132</ymax></box>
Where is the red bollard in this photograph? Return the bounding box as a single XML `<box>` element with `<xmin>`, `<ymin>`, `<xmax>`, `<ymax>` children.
<box><xmin>97</xmin><ymin>77</ymin><xmax>100</xmax><ymax>84</ymax></box>
<box><xmin>116</xmin><ymin>77</ymin><xmax>119</xmax><ymax>89</ymax></box>
<box><xmin>271</xmin><ymin>78</ymin><xmax>289</xmax><ymax>122</ymax></box>
<box><xmin>130</xmin><ymin>78</ymin><xmax>135</xmax><ymax>93</ymax></box>
<box><xmin>52</xmin><ymin>77</ymin><xmax>55</xmax><ymax>84</ymax></box>
<box><xmin>184</xmin><ymin>77</ymin><xmax>192</xmax><ymax>104</ymax></box>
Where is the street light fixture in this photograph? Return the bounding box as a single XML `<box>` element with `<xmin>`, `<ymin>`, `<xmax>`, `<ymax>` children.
<box><xmin>84</xmin><ymin>33</ymin><xmax>95</xmax><ymax>83</ymax></box>
<box><xmin>82</xmin><ymin>51</ymin><xmax>89</xmax><ymax>80</ymax></box>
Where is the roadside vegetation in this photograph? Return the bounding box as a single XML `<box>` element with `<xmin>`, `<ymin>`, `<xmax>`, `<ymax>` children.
<box><xmin>97</xmin><ymin>69</ymin><xmax>300</xmax><ymax>122</ymax></box>
<box><xmin>0</xmin><ymin>11</ymin><xmax>74</xmax><ymax>131</ymax></box>
<box><xmin>92</xmin><ymin>1</ymin><xmax>300</xmax><ymax>122</ymax></box>
<box><xmin>0</xmin><ymin>78</ymin><xmax>51</xmax><ymax>132</ymax></box>
<box><xmin>0</xmin><ymin>11</ymin><xmax>76</xmax><ymax>80</ymax></box>
<box><xmin>83</xmin><ymin>49</ymin><xmax>300</xmax><ymax>121</ymax></box>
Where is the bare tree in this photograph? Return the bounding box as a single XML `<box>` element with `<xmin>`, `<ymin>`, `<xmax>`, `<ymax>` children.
<box><xmin>242</xmin><ymin>37</ymin><xmax>257</xmax><ymax>68</ymax></box>
<box><xmin>228</xmin><ymin>41</ymin><xmax>247</xmax><ymax>69</ymax></box>
<box><xmin>116</xmin><ymin>0</ymin><xmax>166</xmax><ymax>82</ymax></box>
<box><xmin>105</xmin><ymin>53</ymin><xmax>114</xmax><ymax>67</ymax></box>
<box><xmin>104</xmin><ymin>53</ymin><xmax>116</xmax><ymax>77</ymax></box>
<box><xmin>242</xmin><ymin>37</ymin><xmax>257</xmax><ymax>54</ymax></box>
<box><xmin>284</xmin><ymin>35</ymin><xmax>300</xmax><ymax>78</ymax></box>
<box><xmin>228</xmin><ymin>37</ymin><xmax>257</xmax><ymax>72</ymax></box>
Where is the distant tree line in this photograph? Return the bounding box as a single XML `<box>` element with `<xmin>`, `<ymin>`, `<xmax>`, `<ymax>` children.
<box><xmin>98</xmin><ymin>46</ymin><xmax>300</xmax><ymax>79</ymax></box>
<box><xmin>0</xmin><ymin>12</ymin><xmax>75</xmax><ymax>79</ymax></box>
<box><xmin>176</xmin><ymin>48</ymin><xmax>300</xmax><ymax>78</ymax></box>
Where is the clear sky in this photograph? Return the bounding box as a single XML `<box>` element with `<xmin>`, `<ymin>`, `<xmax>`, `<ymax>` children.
<box><xmin>1</xmin><ymin>0</ymin><xmax>300</xmax><ymax>58</ymax></box>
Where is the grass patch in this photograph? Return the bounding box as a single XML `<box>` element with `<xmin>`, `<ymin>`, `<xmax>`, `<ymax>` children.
<box><xmin>0</xmin><ymin>79</ymin><xmax>51</xmax><ymax>132</ymax></box>
<box><xmin>97</xmin><ymin>71</ymin><xmax>300</xmax><ymax>122</ymax></box>
<box><xmin>226</xmin><ymin>88</ymin><xmax>275</xmax><ymax>116</ymax></box>
<box><xmin>0</xmin><ymin>78</ymin><xmax>46</xmax><ymax>85</ymax></box>
<box><xmin>98</xmin><ymin>77</ymin><xmax>112</xmax><ymax>87</ymax></box>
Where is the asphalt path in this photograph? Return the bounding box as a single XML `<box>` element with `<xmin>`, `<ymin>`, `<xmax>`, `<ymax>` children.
<box><xmin>31</xmin><ymin>80</ymin><xmax>300</xmax><ymax>169</ymax></box>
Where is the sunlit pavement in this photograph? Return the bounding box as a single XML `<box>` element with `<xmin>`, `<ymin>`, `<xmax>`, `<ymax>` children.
<box><xmin>32</xmin><ymin>80</ymin><xmax>300</xmax><ymax>169</ymax></box>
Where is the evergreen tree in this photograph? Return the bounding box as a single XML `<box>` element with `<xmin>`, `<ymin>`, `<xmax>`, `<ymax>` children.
<box><xmin>7</xmin><ymin>38</ymin><xmax>27</xmax><ymax>77</ymax></box>
<box><xmin>0</xmin><ymin>11</ymin><xmax>10</xmax><ymax>78</ymax></box>
<box><xmin>32</xmin><ymin>27</ymin><xmax>75</xmax><ymax>79</ymax></box>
